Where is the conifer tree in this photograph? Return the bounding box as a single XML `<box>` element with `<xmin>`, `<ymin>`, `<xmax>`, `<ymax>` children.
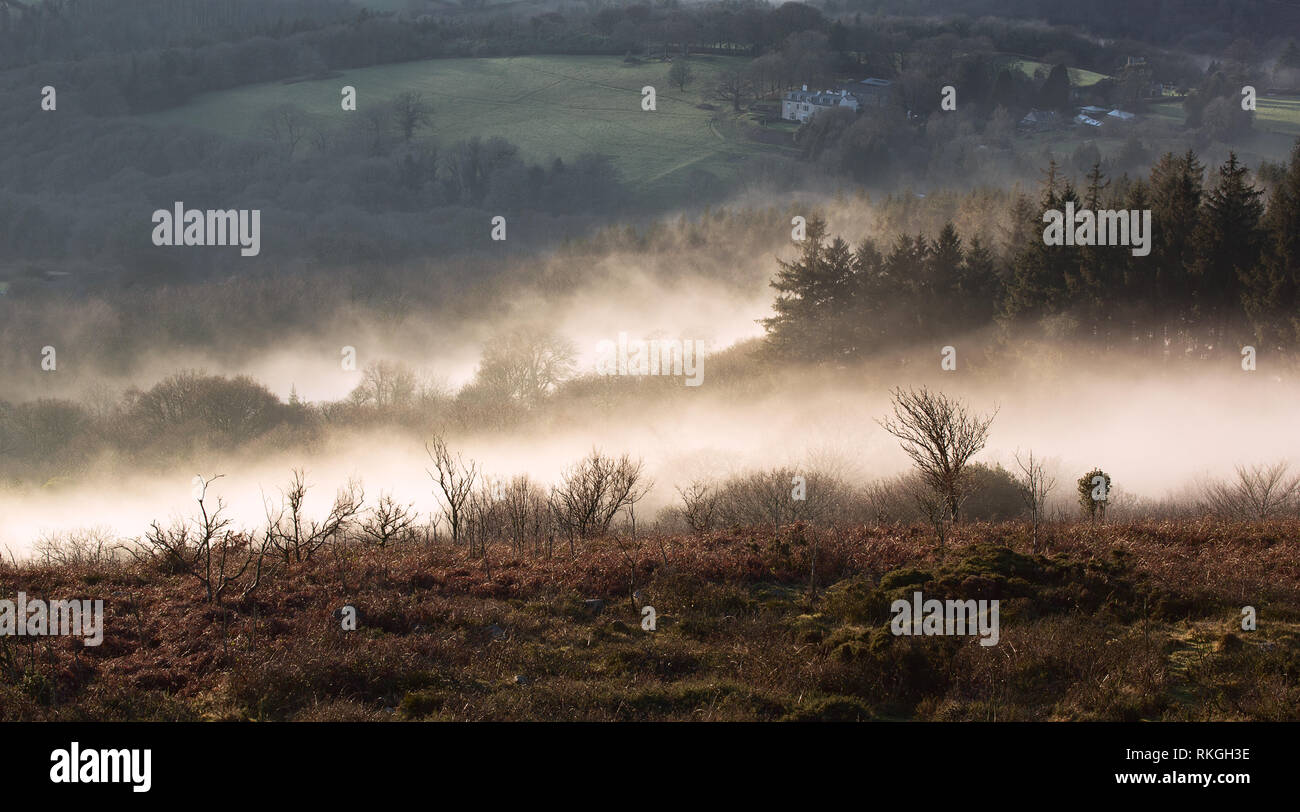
<box><xmin>761</xmin><ymin>217</ymin><xmax>860</xmax><ymax>361</ymax></box>
<box><xmin>1244</xmin><ymin>141</ymin><xmax>1300</xmax><ymax>350</ymax></box>
<box><xmin>1148</xmin><ymin>150</ymin><xmax>1205</xmax><ymax>333</ymax></box>
<box><xmin>1192</xmin><ymin>152</ymin><xmax>1263</xmax><ymax>350</ymax></box>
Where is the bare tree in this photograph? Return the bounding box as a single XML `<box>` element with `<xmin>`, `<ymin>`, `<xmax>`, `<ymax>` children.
<box><xmin>390</xmin><ymin>91</ymin><xmax>433</xmax><ymax>142</ymax></box>
<box><xmin>707</xmin><ymin>466</ymin><xmax>848</xmax><ymax>530</ymax></box>
<box><xmin>717</xmin><ymin>467</ymin><xmax>792</xmax><ymax>530</ymax></box>
<box><xmin>1200</xmin><ymin>461</ymin><xmax>1300</xmax><ymax>520</ymax></box>
<box><xmin>675</xmin><ymin>479</ymin><xmax>719</xmax><ymax>533</ymax></box>
<box><xmin>668</xmin><ymin>59</ymin><xmax>694</xmax><ymax>91</ymax></box>
<box><xmin>857</xmin><ymin>475</ymin><xmax>919</xmax><ymax>525</ymax></box>
<box><xmin>426</xmin><ymin>434</ymin><xmax>478</xmax><ymax>548</ymax></box>
<box><xmin>266</xmin><ymin>469</ymin><xmax>365</xmax><ymax>565</ymax></box>
<box><xmin>502</xmin><ymin>474</ymin><xmax>551</xmax><ymax>557</ymax></box>
<box><xmin>306</xmin><ymin>113</ymin><xmax>333</xmax><ymax>153</ymax></box>
<box><xmin>359</xmin><ymin>492</ymin><xmax>418</xmax><ymax>548</ymax></box>
<box><xmin>550</xmin><ymin>450</ymin><xmax>650</xmax><ymax>552</ymax></box>
<box><xmin>909</xmin><ymin>479</ymin><xmax>952</xmax><ymax>558</ymax></box>
<box><xmin>33</xmin><ymin>527</ymin><xmax>122</xmax><ymax>568</ymax></box>
<box><xmin>878</xmin><ymin>386</ymin><xmax>998</xmax><ymax>525</ymax></box>
<box><xmin>352</xmin><ymin>104</ymin><xmax>393</xmax><ymax>156</ymax></box>
<box><xmin>465</xmin><ymin>476</ymin><xmax>507</xmax><ymax>559</ymax></box>
<box><xmin>349</xmin><ymin>360</ymin><xmax>418</xmax><ymax>409</ymax></box>
<box><xmin>260</xmin><ymin>104</ymin><xmax>309</xmax><ymax>159</ymax></box>
<box><xmin>1014</xmin><ymin>450</ymin><xmax>1056</xmax><ymax>553</ymax></box>
<box><xmin>472</xmin><ymin>328</ymin><xmax>577</xmax><ymax>408</ymax></box>
<box><xmin>715</xmin><ymin>68</ymin><xmax>752</xmax><ymax>111</ymax></box>
<box><xmin>137</xmin><ymin>474</ymin><xmax>271</xmax><ymax>603</ymax></box>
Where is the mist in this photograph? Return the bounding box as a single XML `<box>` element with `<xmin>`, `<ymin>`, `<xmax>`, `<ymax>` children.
<box><xmin>4</xmin><ymin>320</ymin><xmax>1294</xmax><ymax>559</ymax></box>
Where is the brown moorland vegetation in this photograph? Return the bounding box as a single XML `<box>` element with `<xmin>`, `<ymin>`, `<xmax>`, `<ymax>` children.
<box><xmin>2</xmin><ymin>519</ymin><xmax>1298</xmax><ymax>721</ymax></box>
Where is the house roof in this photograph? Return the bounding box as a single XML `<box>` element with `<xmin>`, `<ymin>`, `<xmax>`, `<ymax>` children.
<box><xmin>1108</xmin><ymin>109</ymin><xmax>1136</xmax><ymax>120</ymax></box>
<box><xmin>786</xmin><ymin>89</ymin><xmax>856</xmax><ymax>106</ymax></box>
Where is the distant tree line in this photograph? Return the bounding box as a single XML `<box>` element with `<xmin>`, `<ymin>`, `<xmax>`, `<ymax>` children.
<box><xmin>0</xmin><ymin>84</ymin><xmax>627</xmax><ymax>276</ymax></box>
<box><xmin>851</xmin><ymin>0</ymin><xmax>1300</xmax><ymax>48</ymax></box>
<box><xmin>2</xmin><ymin>0</ymin><xmax>1251</xmax><ymax>117</ymax></box>
<box><xmin>763</xmin><ymin>142</ymin><xmax>1300</xmax><ymax>359</ymax></box>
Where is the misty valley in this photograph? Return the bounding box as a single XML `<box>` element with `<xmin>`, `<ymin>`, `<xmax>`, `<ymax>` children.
<box><xmin>1</xmin><ymin>0</ymin><xmax>1299</xmax><ymax>757</ymax></box>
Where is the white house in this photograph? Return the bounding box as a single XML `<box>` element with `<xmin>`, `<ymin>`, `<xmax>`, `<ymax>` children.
<box><xmin>782</xmin><ymin>85</ymin><xmax>859</xmax><ymax>123</ymax></box>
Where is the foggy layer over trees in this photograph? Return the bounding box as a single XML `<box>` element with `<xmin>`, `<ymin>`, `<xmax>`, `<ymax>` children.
<box><xmin>5</xmin><ymin>132</ymin><xmax>1300</xmax><ymax>491</ymax></box>
<box><xmin>23</xmin><ymin>384</ymin><xmax>1300</xmax><ymax>586</ymax></box>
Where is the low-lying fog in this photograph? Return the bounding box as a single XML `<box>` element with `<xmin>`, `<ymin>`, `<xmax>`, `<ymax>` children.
<box><xmin>2</xmin><ymin>198</ymin><xmax>1296</xmax><ymax>559</ymax></box>
<box><xmin>2</xmin><ymin>353</ymin><xmax>1293</xmax><ymax>559</ymax></box>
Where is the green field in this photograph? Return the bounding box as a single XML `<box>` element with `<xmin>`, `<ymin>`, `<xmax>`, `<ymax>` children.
<box><xmin>1001</xmin><ymin>56</ymin><xmax>1109</xmax><ymax>87</ymax></box>
<box><xmin>1253</xmin><ymin>96</ymin><xmax>1300</xmax><ymax>136</ymax></box>
<box><xmin>1150</xmin><ymin>96</ymin><xmax>1300</xmax><ymax>137</ymax></box>
<box><xmin>143</xmin><ymin>55</ymin><xmax>780</xmax><ymax>199</ymax></box>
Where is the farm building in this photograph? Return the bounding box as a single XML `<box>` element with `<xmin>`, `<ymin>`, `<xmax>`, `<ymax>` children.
<box><xmin>1019</xmin><ymin>110</ymin><xmax>1062</xmax><ymax>131</ymax></box>
<box><xmin>846</xmin><ymin>77</ymin><xmax>894</xmax><ymax>107</ymax></box>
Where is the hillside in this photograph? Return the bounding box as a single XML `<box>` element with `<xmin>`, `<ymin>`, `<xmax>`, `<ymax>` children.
<box><xmin>141</xmin><ymin>54</ymin><xmax>784</xmax><ymax>203</ymax></box>
<box><xmin>4</xmin><ymin>519</ymin><xmax>1298</xmax><ymax>721</ymax></box>
<box><xmin>1001</xmin><ymin>55</ymin><xmax>1109</xmax><ymax>87</ymax></box>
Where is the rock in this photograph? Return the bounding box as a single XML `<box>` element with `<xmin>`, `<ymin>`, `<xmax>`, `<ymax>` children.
<box><xmin>487</xmin><ymin>624</ymin><xmax>507</xmax><ymax>640</ymax></box>
<box><xmin>584</xmin><ymin>599</ymin><xmax>606</xmax><ymax>614</ymax></box>
<box><xmin>514</xmin><ymin>674</ymin><xmax>530</xmax><ymax>686</ymax></box>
